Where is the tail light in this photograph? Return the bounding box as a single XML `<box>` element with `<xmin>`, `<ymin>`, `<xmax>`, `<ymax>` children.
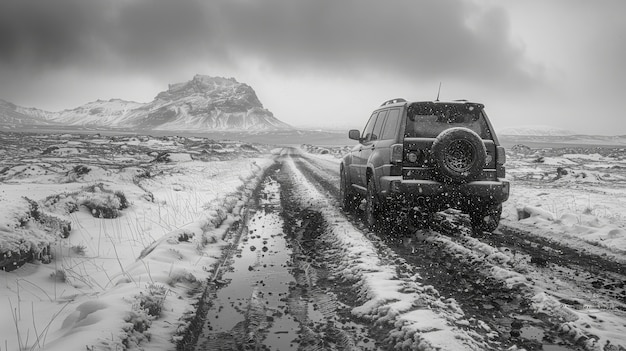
<box><xmin>496</xmin><ymin>146</ymin><xmax>507</xmax><ymax>178</ymax></box>
<box><xmin>496</xmin><ymin>146</ymin><xmax>506</xmax><ymax>165</ymax></box>
<box><xmin>391</xmin><ymin>144</ymin><xmax>403</xmax><ymax>163</ymax></box>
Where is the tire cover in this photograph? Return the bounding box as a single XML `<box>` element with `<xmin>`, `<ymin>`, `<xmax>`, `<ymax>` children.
<box><xmin>431</xmin><ymin>127</ymin><xmax>486</xmax><ymax>183</ymax></box>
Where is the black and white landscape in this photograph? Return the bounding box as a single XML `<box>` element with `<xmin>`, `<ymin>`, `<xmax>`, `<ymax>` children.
<box><xmin>1</xmin><ymin>0</ymin><xmax>625</xmax><ymax>349</ymax></box>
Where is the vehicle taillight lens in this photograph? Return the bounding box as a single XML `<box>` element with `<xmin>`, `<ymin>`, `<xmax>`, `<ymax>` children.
<box><xmin>391</xmin><ymin>144</ymin><xmax>403</xmax><ymax>163</ymax></box>
<box><xmin>496</xmin><ymin>146</ymin><xmax>506</xmax><ymax>165</ymax></box>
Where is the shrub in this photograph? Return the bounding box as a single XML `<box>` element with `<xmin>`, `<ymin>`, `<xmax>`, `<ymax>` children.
<box><xmin>24</xmin><ymin>197</ymin><xmax>42</xmax><ymax>221</ymax></box>
<box><xmin>42</xmin><ymin>146</ymin><xmax>59</xmax><ymax>154</ymax></box>
<box><xmin>122</xmin><ymin>311</ymin><xmax>152</xmax><ymax>348</ymax></box>
<box><xmin>71</xmin><ymin>244</ymin><xmax>87</xmax><ymax>256</ymax></box>
<box><xmin>72</xmin><ymin>165</ymin><xmax>91</xmax><ymax>176</ymax></box>
<box><xmin>50</xmin><ymin>269</ymin><xmax>67</xmax><ymax>282</ymax></box>
<box><xmin>24</xmin><ymin>197</ymin><xmax>72</xmax><ymax>237</ymax></box>
<box><xmin>152</xmin><ymin>152</ymin><xmax>170</xmax><ymax>163</ymax></box>
<box><xmin>43</xmin><ymin>193</ymin><xmax>79</xmax><ymax>214</ymax></box>
<box><xmin>138</xmin><ymin>283</ymin><xmax>167</xmax><ymax>317</ymax></box>
<box><xmin>115</xmin><ymin>191</ymin><xmax>129</xmax><ymax>209</ymax></box>
<box><xmin>82</xmin><ymin>197</ymin><xmax>121</xmax><ymax>218</ymax></box>
<box><xmin>80</xmin><ymin>185</ymin><xmax>129</xmax><ymax>218</ymax></box>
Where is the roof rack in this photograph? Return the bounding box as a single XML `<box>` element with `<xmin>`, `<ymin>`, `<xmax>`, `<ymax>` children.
<box><xmin>380</xmin><ymin>98</ymin><xmax>407</xmax><ymax>106</ymax></box>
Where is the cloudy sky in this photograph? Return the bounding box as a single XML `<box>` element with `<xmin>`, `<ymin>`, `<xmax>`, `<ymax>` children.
<box><xmin>1</xmin><ymin>0</ymin><xmax>624</xmax><ymax>134</ymax></box>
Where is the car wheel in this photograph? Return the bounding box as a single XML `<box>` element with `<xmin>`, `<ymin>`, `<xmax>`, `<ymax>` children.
<box><xmin>470</xmin><ymin>203</ymin><xmax>502</xmax><ymax>234</ymax></box>
<box><xmin>432</xmin><ymin>127</ymin><xmax>486</xmax><ymax>183</ymax></box>
<box><xmin>365</xmin><ymin>178</ymin><xmax>380</xmax><ymax>229</ymax></box>
<box><xmin>340</xmin><ymin>167</ymin><xmax>358</xmax><ymax>211</ymax></box>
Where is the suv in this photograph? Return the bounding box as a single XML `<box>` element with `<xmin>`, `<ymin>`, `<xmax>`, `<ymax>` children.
<box><xmin>340</xmin><ymin>98</ymin><xmax>509</xmax><ymax>233</ymax></box>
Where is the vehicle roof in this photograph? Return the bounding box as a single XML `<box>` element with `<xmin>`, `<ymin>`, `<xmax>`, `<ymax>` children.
<box><xmin>376</xmin><ymin>99</ymin><xmax>484</xmax><ymax>110</ymax></box>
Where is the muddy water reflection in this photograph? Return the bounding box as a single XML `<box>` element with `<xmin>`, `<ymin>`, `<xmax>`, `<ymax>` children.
<box><xmin>196</xmin><ymin>179</ymin><xmax>300</xmax><ymax>350</ymax></box>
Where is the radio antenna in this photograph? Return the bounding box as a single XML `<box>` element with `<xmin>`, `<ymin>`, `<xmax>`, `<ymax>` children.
<box><xmin>436</xmin><ymin>82</ymin><xmax>442</xmax><ymax>101</ymax></box>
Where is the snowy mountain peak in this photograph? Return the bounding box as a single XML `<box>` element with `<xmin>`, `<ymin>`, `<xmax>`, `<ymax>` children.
<box><xmin>161</xmin><ymin>75</ymin><xmax>238</xmax><ymax>99</ymax></box>
<box><xmin>0</xmin><ymin>75</ymin><xmax>292</xmax><ymax>132</ymax></box>
<box><xmin>156</xmin><ymin>75</ymin><xmax>264</xmax><ymax>110</ymax></box>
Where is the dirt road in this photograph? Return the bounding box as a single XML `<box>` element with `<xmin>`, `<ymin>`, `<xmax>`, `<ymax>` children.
<box><xmin>183</xmin><ymin>148</ymin><xmax>625</xmax><ymax>351</ymax></box>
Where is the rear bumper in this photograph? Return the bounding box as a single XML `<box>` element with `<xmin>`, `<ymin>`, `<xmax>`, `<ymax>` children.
<box><xmin>379</xmin><ymin>176</ymin><xmax>510</xmax><ymax>203</ymax></box>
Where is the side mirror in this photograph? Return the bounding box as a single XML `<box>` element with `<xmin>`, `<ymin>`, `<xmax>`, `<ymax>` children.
<box><xmin>348</xmin><ymin>129</ymin><xmax>360</xmax><ymax>141</ymax></box>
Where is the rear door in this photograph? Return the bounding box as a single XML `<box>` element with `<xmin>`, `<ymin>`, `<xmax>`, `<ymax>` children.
<box><xmin>351</xmin><ymin>110</ymin><xmax>383</xmax><ymax>187</ymax></box>
<box><xmin>357</xmin><ymin>109</ymin><xmax>388</xmax><ymax>186</ymax></box>
<box><xmin>372</xmin><ymin>108</ymin><xmax>401</xmax><ymax>179</ymax></box>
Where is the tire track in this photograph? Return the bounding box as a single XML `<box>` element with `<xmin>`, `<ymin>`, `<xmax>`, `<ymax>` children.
<box><xmin>297</xmin><ymin>148</ymin><xmax>626</xmax><ymax>305</ymax></box>
<box><xmin>275</xmin><ymin>159</ymin><xmax>379</xmax><ymax>351</ymax></box>
<box><xmin>185</xmin><ymin>156</ymin><xmax>376</xmax><ymax>351</ymax></box>
<box><xmin>290</xmin><ymin>149</ymin><xmax>594</xmax><ymax>350</ymax></box>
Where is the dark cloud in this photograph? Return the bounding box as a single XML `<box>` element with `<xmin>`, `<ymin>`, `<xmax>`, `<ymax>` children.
<box><xmin>110</xmin><ymin>0</ymin><xmax>226</xmax><ymax>68</ymax></box>
<box><xmin>216</xmin><ymin>0</ymin><xmax>542</xmax><ymax>87</ymax></box>
<box><xmin>0</xmin><ymin>0</ymin><xmax>540</xmax><ymax>84</ymax></box>
<box><xmin>0</xmin><ymin>0</ymin><xmax>224</xmax><ymax>74</ymax></box>
<box><xmin>0</xmin><ymin>0</ymin><xmax>108</xmax><ymax>67</ymax></box>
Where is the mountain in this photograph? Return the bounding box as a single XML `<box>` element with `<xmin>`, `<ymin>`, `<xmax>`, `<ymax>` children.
<box><xmin>499</xmin><ymin>125</ymin><xmax>577</xmax><ymax>136</ymax></box>
<box><xmin>0</xmin><ymin>75</ymin><xmax>292</xmax><ymax>132</ymax></box>
<box><xmin>0</xmin><ymin>99</ymin><xmax>61</xmax><ymax>127</ymax></box>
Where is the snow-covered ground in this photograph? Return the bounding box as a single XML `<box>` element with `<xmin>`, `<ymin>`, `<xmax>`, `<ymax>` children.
<box><xmin>303</xmin><ymin>144</ymin><xmax>626</xmax><ymax>257</ymax></box>
<box><xmin>1</xmin><ymin>133</ymin><xmax>625</xmax><ymax>350</ymax></box>
<box><xmin>503</xmin><ymin>147</ymin><xmax>626</xmax><ymax>256</ymax></box>
<box><xmin>285</xmin><ymin>156</ymin><xmax>489</xmax><ymax>350</ymax></box>
<box><xmin>0</xmin><ymin>132</ymin><xmax>276</xmax><ymax>350</ymax></box>
<box><xmin>303</xmin><ymin>144</ymin><xmax>626</xmax><ymax>350</ymax></box>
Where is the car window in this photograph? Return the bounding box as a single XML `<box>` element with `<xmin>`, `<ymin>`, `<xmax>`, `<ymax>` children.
<box><xmin>405</xmin><ymin>103</ymin><xmax>492</xmax><ymax>139</ymax></box>
<box><xmin>381</xmin><ymin>108</ymin><xmax>400</xmax><ymax>140</ymax></box>
<box><xmin>371</xmin><ymin>110</ymin><xmax>388</xmax><ymax>141</ymax></box>
<box><xmin>361</xmin><ymin>112</ymin><xmax>378</xmax><ymax>142</ymax></box>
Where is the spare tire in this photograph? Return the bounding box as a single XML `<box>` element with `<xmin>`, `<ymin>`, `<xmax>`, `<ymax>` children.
<box><xmin>431</xmin><ymin>127</ymin><xmax>486</xmax><ymax>183</ymax></box>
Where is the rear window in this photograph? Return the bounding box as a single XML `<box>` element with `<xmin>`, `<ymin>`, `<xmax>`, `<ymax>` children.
<box><xmin>404</xmin><ymin>103</ymin><xmax>492</xmax><ymax>139</ymax></box>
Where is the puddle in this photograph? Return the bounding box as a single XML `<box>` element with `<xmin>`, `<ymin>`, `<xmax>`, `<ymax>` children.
<box><xmin>519</xmin><ymin>325</ymin><xmax>575</xmax><ymax>351</ymax></box>
<box><xmin>520</xmin><ymin>325</ymin><xmax>545</xmax><ymax>340</ymax></box>
<box><xmin>195</xmin><ymin>179</ymin><xmax>300</xmax><ymax>350</ymax></box>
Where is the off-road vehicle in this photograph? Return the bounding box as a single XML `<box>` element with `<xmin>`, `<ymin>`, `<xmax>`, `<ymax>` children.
<box><xmin>340</xmin><ymin>98</ymin><xmax>509</xmax><ymax>233</ymax></box>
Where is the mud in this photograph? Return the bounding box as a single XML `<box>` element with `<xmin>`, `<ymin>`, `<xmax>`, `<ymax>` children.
<box><xmin>188</xmin><ymin>162</ymin><xmax>377</xmax><ymax>350</ymax></box>
<box><xmin>192</xmin><ymin>177</ymin><xmax>300</xmax><ymax>350</ymax></box>
<box><xmin>184</xmin><ymin>150</ymin><xmax>624</xmax><ymax>350</ymax></box>
<box><xmin>292</xmin><ymin>152</ymin><xmax>584</xmax><ymax>350</ymax></box>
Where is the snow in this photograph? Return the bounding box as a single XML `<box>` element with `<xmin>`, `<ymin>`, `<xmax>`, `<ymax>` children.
<box><xmin>504</xmin><ymin>152</ymin><xmax>626</xmax><ymax>255</ymax></box>
<box><xmin>306</xmin><ymin>145</ymin><xmax>626</xmax><ymax>349</ymax></box>
<box><xmin>5</xmin><ymin>75</ymin><xmax>293</xmax><ymax>132</ymax></box>
<box><xmin>500</xmin><ymin>149</ymin><xmax>626</xmax><ymax>349</ymax></box>
<box><xmin>0</xmin><ymin>134</ymin><xmax>274</xmax><ymax>350</ymax></box>
<box><xmin>2</xmin><ymin>134</ymin><xmax>626</xmax><ymax>350</ymax></box>
<box><xmin>284</xmin><ymin>156</ymin><xmax>487</xmax><ymax>350</ymax></box>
